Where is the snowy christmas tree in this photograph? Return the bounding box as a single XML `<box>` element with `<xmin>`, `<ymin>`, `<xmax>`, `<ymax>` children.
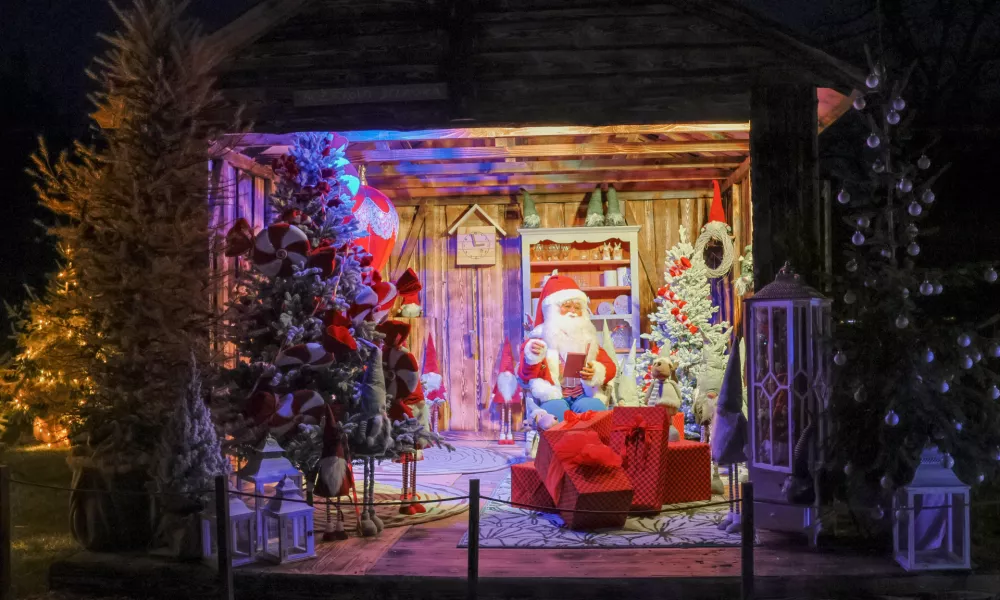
<box><xmin>642</xmin><ymin>225</ymin><xmax>732</xmax><ymax>422</ymax></box>
<box><xmin>827</xmin><ymin>53</ymin><xmax>1000</xmax><ymax>510</ymax></box>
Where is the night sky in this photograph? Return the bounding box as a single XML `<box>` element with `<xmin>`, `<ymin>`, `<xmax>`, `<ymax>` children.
<box><xmin>1</xmin><ymin>0</ymin><xmax>998</xmax><ymax>347</ymax></box>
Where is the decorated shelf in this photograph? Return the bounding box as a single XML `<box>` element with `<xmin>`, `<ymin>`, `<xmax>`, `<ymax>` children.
<box><xmin>530</xmin><ymin>286</ymin><xmax>630</xmax><ymax>294</ymax></box>
<box><xmin>529</xmin><ymin>260</ymin><xmax>630</xmax><ymax>268</ymax></box>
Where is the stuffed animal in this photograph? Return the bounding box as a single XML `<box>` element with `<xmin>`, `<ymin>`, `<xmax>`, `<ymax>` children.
<box><xmin>644</xmin><ymin>356</ymin><xmax>683</xmax><ymax>441</ymax></box>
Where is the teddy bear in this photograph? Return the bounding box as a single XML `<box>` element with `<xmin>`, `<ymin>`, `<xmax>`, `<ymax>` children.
<box><xmin>644</xmin><ymin>356</ymin><xmax>683</xmax><ymax>441</ymax></box>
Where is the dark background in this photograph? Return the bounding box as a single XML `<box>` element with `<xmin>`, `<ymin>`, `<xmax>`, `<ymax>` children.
<box><xmin>1</xmin><ymin>0</ymin><xmax>998</xmax><ymax>350</ymax></box>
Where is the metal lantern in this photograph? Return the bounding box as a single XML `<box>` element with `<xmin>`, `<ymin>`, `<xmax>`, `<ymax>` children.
<box><xmin>258</xmin><ymin>476</ymin><xmax>315</xmax><ymax>564</ymax></box>
<box><xmin>745</xmin><ymin>263</ymin><xmax>831</xmax><ymax>546</ymax></box>
<box><xmin>201</xmin><ymin>486</ymin><xmax>257</xmax><ymax>567</ymax></box>
<box><xmin>893</xmin><ymin>447</ymin><xmax>971</xmax><ymax>571</ymax></box>
<box><xmin>239</xmin><ymin>436</ymin><xmax>304</xmax><ymax>547</ymax></box>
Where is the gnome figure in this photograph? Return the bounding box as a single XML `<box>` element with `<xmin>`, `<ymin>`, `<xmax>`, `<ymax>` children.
<box><xmin>314</xmin><ymin>405</ymin><xmax>354</xmax><ymax>541</ymax></box>
<box><xmin>711</xmin><ymin>338</ymin><xmax>749</xmax><ymax>534</ymax></box>
<box><xmin>490</xmin><ymin>340</ymin><xmax>522</xmax><ymax>445</ymax></box>
<box><xmin>584</xmin><ymin>187</ymin><xmax>605</xmax><ymax>227</ymax></box>
<box><xmin>420</xmin><ymin>333</ymin><xmax>447</xmax><ymax>433</ymax></box>
<box><xmin>396</xmin><ymin>268</ymin><xmax>422</xmax><ymax>318</ymax></box>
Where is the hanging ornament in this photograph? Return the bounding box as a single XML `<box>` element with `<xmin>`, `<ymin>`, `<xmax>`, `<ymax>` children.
<box><xmin>985</xmin><ymin>268</ymin><xmax>998</xmax><ymax>283</ymax></box>
<box><xmin>852</xmin><ymin>231</ymin><xmax>866</xmax><ymax>245</ymax></box>
<box><xmin>834</xmin><ymin>351</ymin><xmax>848</xmax><ymax>366</ymax></box>
<box><xmin>853</xmin><ymin>385</ymin><xmax>867</xmax><ymax>402</ymax></box>
<box><xmin>846</xmin><ymin>259</ymin><xmax>858</xmax><ymax>273</ymax></box>
<box><xmin>989</xmin><ymin>385</ymin><xmax>1000</xmax><ymax>400</ymax></box>
<box><xmin>886</xmin><ymin>110</ymin><xmax>901</xmax><ymax>125</ymax></box>
<box><xmin>933</xmin><ymin>282</ymin><xmax>944</xmax><ymax>295</ymax></box>
<box><xmin>856</xmin><ymin>215</ymin><xmax>870</xmax><ymax>228</ymax></box>
<box><xmin>954</xmin><ymin>421</ymin><xmax>964</xmax><ymax>432</ymax></box>
<box><xmin>921</xmin><ymin>189</ymin><xmax>936</xmax><ymax>204</ymax></box>
<box><xmin>872</xmin><ymin>505</ymin><xmax>885</xmax><ymax>520</ymax></box>
<box><xmin>925</xmin><ymin>348</ymin><xmax>935</xmax><ymax>363</ymax></box>
<box><xmin>873</xmin><ymin>158</ymin><xmax>886</xmax><ymax>173</ymax></box>
<box><xmin>837</xmin><ymin>188</ymin><xmax>851</xmax><ymax>204</ymax></box>
<box><xmin>920</xmin><ymin>280</ymin><xmax>934</xmax><ymax>295</ymax></box>
<box><xmin>901</xmin><ymin>287</ymin><xmax>910</xmax><ymax>298</ymax></box>
<box><xmin>853</xmin><ymin>96</ymin><xmax>867</xmax><ymax>110</ymax></box>
<box><xmin>351</xmin><ymin>178</ymin><xmax>400</xmax><ymax>274</ymax></box>
<box><xmin>866</xmin><ymin>133</ymin><xmax>881</xmax><ymax>148</ymax></box>
<box><xmin>866</xmin><ymin>72</ymin><xmax>880</xmax><ymax>88</ymax></box>
<box><xmin>844</xmin><ymin>290</ymin><xmax>857</xmax><ymax>304</ymax></box>
<box><xmin>251</xmin><ymin>223</ymin><xmax>311</xmax><ymax>278</ymax></box>
<box><xmin>918</xmin><ymin>155</ymin><xmax>931</xmax><ymax>170</ymax></box>
<box><xmin>881</xmin><ymin>248</ymin><xmax>892</xmax><ymax>259</ymax></box>
<box><xmin>880</xmin><ymin>475</ymin><xmax>893</xmax><ymax>489</ymax></box>
<box><xmin>907</xmin><ymin>242</ymin><xmax>920</xmax><ymax>256</ymax></box>
<box><xmin>961</xmin><ymin>356</ymin><xmax>974</xmax><ymax>370</ymax></box>
<box><xmin>942</xmin><ymin>453</ymin><xmax>955</xmax><ymax>469</ymax></box>
<box><xmin>895</xmin><ymin>315</ymin><xmax>909</xmax><ymax>328</ymax></box>
<box><xmin>906</xmin><ymin>223</ymin><xmax>919</xmax><ymax>237</ymax></box>
<box><xmin>908</xmin><ymin>202</ymin><xmax>923</xmax><ymax>216</ymax></box>
<box><xmin>885</xmin><ymin>410</ymin><xmax>900</xmax><ymax>426</ymax></box>
<box><xmin>897</xmin><ymin>178</ymin><xmax>913</xmax><ymax>192</ymax></box>
<box><xmin>892</xmin><ymin>97</ymin><xmax>906</xmax><ymax>111</ymax></box>
<box><xmin>978</xmin><ymin>473</ymin><xmax>986</xmax><ymax>483</ymax></box>
<box><xmin>958</xmin><ymin>333</ymin><xmax>972</xmax><ymax>348</ymax></box>
<box><xmin>974</xmin><ymin>350</ymin><xmax>983</xmax><ymax>363</ymax></box>
<box><xmin>989</xmin><ymin>343</ymin><xmax>1000</xmax><ymax>358</ymax></box>
<box><xmin>939</xmin><ymin>381</ymin><xmax>951</xmax><ymax>393</ymax></box>
<box><xmin>843</xmin><ymin>462</ymin><xmax>854</xmax><ymax>475</ymax></box>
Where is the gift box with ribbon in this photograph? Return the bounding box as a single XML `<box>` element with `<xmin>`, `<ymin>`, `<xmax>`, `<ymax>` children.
<box><xmin>661</xmin><ymin>440</ymin><xmax>712</xmax><ymax>505</ymax></box>
<box><xmin>609</xmin><ymin>406</ymin><xmax>671</xmax><ymax>512</ymax></box>
<box><xmin>511</xmin><ymin>461</ymin><xmax>555</xmax><ymax>510</ymax></box>
<box><xmin>535</xmin><ymin>410</ymin><xmax>613</xmax><ymax>477</ymax></box>
<box><xmin>538</xmin><ymin>429</ymin><xmax>633</xmax><ymax>530</ymax></box>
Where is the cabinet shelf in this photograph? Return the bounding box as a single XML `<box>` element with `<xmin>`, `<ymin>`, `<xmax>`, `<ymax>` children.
<box><xmin>589</xmin><ymin>313</ymin><xmax>632</xmax><ymax>320</ymax></box>
<box><xmin>529</xmin><ymin>260</ymin><xmax>630</xmax><ymax>268</ymax></box>
<box><xmin>530</xmin><ymin>285</ymin><xmax>630</xmax><ymax>294</ymax></box>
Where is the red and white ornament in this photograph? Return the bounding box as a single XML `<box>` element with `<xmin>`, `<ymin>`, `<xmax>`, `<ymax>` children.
<box><xmin>351</xmin><ymin>185</ymin><xmax>399</xmax><ymax>274</ymax></box>
<box><xmin>372</xmin><ymin>280</ymin><xmax>397</xmax><ymax>323</ymax></box>
<box><xmin>275</xmin><ymin>343</ymin><xmax>335</xmax><ymax>368</ymax></box>
<box><xmin>270</xmin><ymin>390</ymin><xmax>326</xmax><ymax>436</ymax></box>
<box><xmin>251</xmin><ymin>223</ymin><xmax>310</xmax><ymax>278</ymax></box>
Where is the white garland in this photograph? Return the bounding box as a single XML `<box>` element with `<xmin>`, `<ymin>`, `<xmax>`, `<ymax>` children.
<box><xmin>693</xmin><ymin>221</ymin><xmax>735</xmax><ymax>279</ymax></box>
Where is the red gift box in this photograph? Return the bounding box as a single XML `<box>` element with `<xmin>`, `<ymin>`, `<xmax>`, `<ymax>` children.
<box><xmin>535</xmin><ymin>410</ymin><xmax>613</xmax><ymax>481</ymax></box>
<box><xmin>661</xmin><ymin>440</ymin><xmax>712</xmax><ymax>505</ymax></box>
<box><xmin>610</xmin><ymin>406</ymin><xmax>671</xmax><ymax>512</ymax></box>
<box><xmin>511</xmin><ymin>461</ymin><xmax>554</xmax><ymax>510</ymax></box>
<box><xmin>538</xmin><ymin>429</ymin><xmax>633</xmax><ymax>530</ymax></box>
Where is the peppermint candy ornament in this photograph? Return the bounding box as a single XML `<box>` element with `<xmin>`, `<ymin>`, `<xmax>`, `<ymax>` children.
<box><xmin>251</xmin><ymin>223</ymin><xmax>311</xmax><ymax>278</ymax></box>
<box><xmin>245</xmin><ymin>390</ymin><xmax>278</xmax><ymax>427</ymax></box>
<box><xmin>348</xmin><ymin>285</ymin><xmax>379</xmax><ymax>324</ymax></box>
<box><xmin>270</xmin><ymin>390</ymin><xmax>326</xmax><ymax>436</ymax></box>
<box><xmin>372</xmin><ymin>280</ymin><xmax>398</xmax><ymax>324</ymax></box>
<box><xmin>275</xmin><ymin>343</ymin><xmax>335</xmax><ymax>368</ymax></box>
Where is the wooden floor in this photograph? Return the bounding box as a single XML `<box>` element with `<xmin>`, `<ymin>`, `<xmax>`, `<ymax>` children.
<box><xmin>260</xmin><ymin>436</ymin><xmax>904</xmax><ymax>581</ymax></box>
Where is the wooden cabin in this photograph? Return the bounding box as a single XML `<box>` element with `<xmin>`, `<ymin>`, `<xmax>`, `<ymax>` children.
<box><xmin>206</xmin><ymin>0</ymin><xmax>863</xmax><ymax>432</ymax></box>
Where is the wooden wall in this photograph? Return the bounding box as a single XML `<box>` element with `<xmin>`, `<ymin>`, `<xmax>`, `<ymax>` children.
<box><xmin>386</xmin><ymin>195</ymin><xmax>709</xmax><ymax>431</ymax></box>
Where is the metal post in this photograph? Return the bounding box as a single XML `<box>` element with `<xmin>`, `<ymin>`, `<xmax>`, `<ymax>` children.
<box><xmin>467</xmin><ymin>478</ymin><xmax>480</xmax><ymax>600</ymax></box>
<box><xmin>1</xmin><ymin>466</ymin><xmax>11</xmax><ymax>600</ymax></box>
<box><xmin>741</xmin><ymin>481</ymin><xmax>755</xmax><ymax>600</ymax></box>
<box><xmin>214</xmin><ymin>475</ymin><xmax>234</xmax><ymax>600</ymax></box>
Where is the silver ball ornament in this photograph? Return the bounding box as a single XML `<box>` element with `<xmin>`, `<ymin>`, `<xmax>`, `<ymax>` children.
<box><xmin>925</xmin><ymin>348</ymin><xmax>935</xmax><ymax>363</ymax></box>
<box><xmin>907</xmin><ymin>242</ymin><xmax>920</xmax><ymax>256</ymax></box>
<box><xmin>843</xmin><ymin>463</ymin><xmax>854</xmax><ymax>475</ymax></box>
<box><xmin>884</xmin><ymin>410</ymin><xmax>899</xmax><ymax>426</ymax></box>
<box><xmin>908</xmin><ymin>201</ymin><xmax>923</xmax><ymax>216</ymax></box>
<box><xmin>886</xmin><ymin>110</ymin><xmax>901</xmax><ymax>125</ymax></box>
<box><xmin>934</xmin><ymin>283</ymin><xmax>944</xmax><ymax>295</ymax></box>
<box><xmin>920</xmin><ymin>281</ymin><xmax>934</xmax><ymax>295</ymax></box>
<box><xmin>892</xmin><ymin>97</ymin><xmax>906</xmax><ymax>110</ymax></box>
<box><xmin>974</xmin><ymin>350</ymin><xmax>983</xmax><ymax>363</ymax></box>
<box><xmin>961</xmin><ymin>356</ymin><xmax>974</xmax><ymax>370</ymax></box>
<box><xmin>881</xmin><ymin>248</ymin><xmax>892</xmax><ymax>259</ymax></box>
<box><xmin>880</xmin><ymin>475</ymin><xmax>893</xmax><ymax>489</ymax></box>
<box><xmin>872</xmin><ymin>505</ymin><xmax>885</xmax><ymax>520</ymax></box>
<box><xmin>895</xmin><ymin>315</ymin><xmax>909</xmax><ymax>329</ymax></box>
<box><xmin>918</xmin><ymin>155</ymin><xmax>931</xmax><ymax>170</ymax></box>
<box><xmin>921</xmin><ymin>189</ymin><xmax>935</xmax><ymax>204</ymax></box>
<box><xmin>866</xmin><ymin>133</ymin><xmax>881</xmax><ymax>148</ymax></box>
<box><xmin>834</xmin><ymin>351</ymin><xmax>847</xmax><ymax>366</ymax></box>
<box><xmin>939</xmin><ymin>381</ymin><xmax>951</xmax><ymax>393</ymax></box>
<box><xmin>901</xmin><ymin>288</ymin><xmax>910</xmax><ymax>299</ymax></box>
<box><xmin>906</xmin><ymin>223</ymin><xmax>919</xmax><ymax>237</ymax></box>
<box><xmin>986</xmin><ymin>268</ymin><xmax>998</xmax><ymax>283</ymax></box>
<box><xmin>844</xmin><ymin>291</ymin><xmax>857</xmax><ymax>304</ymax></box>
<box><xmin>942</xmin><ymin>453</ymin><xmax>955</xmax><ymax>469</ymax></box>
<box><xmin>854</xmin><ymin>386</ymin><xmax>867</xmax><ymax>402</ymax></box>
<box><xmin>958</xmin><ymin>333</ymin><xmax>972</xmax><ymax>348</ymax></box>
<box><xmin>989</xmin><ymin>343</ymin><xmax>1000</xmax><ymax>358</ymax></box>
<box><xmin>979</xmin><ymin>473</ymin><xmax>986</xmax><ymax>483</ymax></box>
<box><xmin>866</xmin><ymin>72</ymin><xmax>880</xmax><ymax>88</ymax></box>
<box><xmin>852</xmin><ymin>231</ymin><xmax>866</xmax><ymax>246</ymax></box>
<box><xmin>990</xmin><ymin>385</ymin><xmax>1000</xmax><ymax>401</ymax></box>
<box><xmin>853</xmin><ymin>96</ymin><xmax>867</xmax><ymax>110</ymax></box>
<box><xmin>897</xmin><ymin>177</ymin><xmax>913</xmax><ymax>192</ymax></box>
<box><xmin>873</xmin><ymin>159</ymin><xmax>886</xmax><ymax>173</ymax></box>
<box><xmin>856</xmin><ymin>215</ymin><xmax>870</xmax><ymax>228</ymax></box>
<box><xmin>846</xmin><ymin>259</ymin><xmax>858</xmax><ymax>273</ymax></box>
<box><xmin>837</xmin><ymin>188</ymin><xmax>851</xmax><ymax>205</ymax></box>
<box><xmin>955</xmin><ymin>421</ymin><xmax>964</xmax><ymax>432</ymax></box>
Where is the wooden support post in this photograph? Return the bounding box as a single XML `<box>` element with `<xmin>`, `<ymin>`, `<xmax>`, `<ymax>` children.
<box><xmin>1</xmin><ymin>466</ymin><xmax>10</xmax><ymax>600</ymax></box>
<box><xmin>214</xmin><ymin>475</ymin><xmax>234</xmax><ymax>600</ymax></box>
<box><xmin>467</xmin><ymin>478</ymin><xmax>480</xmax><ymax>600</ymax></box>
<box><xmin>741</xmin><ymin>481</ymin><xmax>755</xmax><ymax>600</ymax></box>
<box><xmin>750</xmin><ymin>81</ymin><xmax>821</xmax><ymax>288</ymax></box>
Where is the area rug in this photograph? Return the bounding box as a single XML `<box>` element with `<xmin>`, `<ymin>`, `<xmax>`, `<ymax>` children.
<box><xmin>458</xmin><ymin>474</ymin><xmax>754</xmax><ymax>549</ymax></box>
<box><xmin>375</xmin><ymin>445</ymin><xmax>516</xmax><ymax>476</ymax></box>
<box><xmin>313</xmin><ymin>478</ymin><xmax>468</xmax><ymax>536</ymax></box>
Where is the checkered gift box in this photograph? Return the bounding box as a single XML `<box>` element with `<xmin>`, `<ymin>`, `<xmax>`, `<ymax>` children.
<box><xmin>610</xmin><ymin>406</ymin><xmax>671</xmax><ymax>512</ymax></box>
<box><xmin>661</xmin><ymin>440</ymin><xmax>712</xmax><ymax>505</ymax></box>
<box><xmin>535</xmin><ymin>411</ymin><xmax>613</xmax><ymax>487</ymax></box>
<box><xmin>511</xmin><ymin>461</ymin><xmax>554</xmax><ymax>510</ymax></box>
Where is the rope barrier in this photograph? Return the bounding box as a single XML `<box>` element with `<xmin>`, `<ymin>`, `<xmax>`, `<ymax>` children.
<box><xmin>485</xmin><ymin>495</ymin><xmax>736</xmax><ymax>515</ymax></box>
<box><xmin>229</xmin><ymin>488</ymin><xmax>472</xmax><ymax>507</ymax></box>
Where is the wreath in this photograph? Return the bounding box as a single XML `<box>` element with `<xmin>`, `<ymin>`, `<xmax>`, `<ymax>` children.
<box><xmin>694</xmin><ymin>221</ymin><xmax>735</xmax><ymax>279</ymax></box>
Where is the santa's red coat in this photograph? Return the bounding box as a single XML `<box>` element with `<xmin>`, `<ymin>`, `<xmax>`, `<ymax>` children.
<box><xmin>517</xmin><ymin>339</ymin><xmax>616</xmax><ymax>402</ymax></box>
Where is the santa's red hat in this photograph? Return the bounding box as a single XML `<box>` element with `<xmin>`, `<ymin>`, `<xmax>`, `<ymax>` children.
<box><xmin>708</xmin><ymin>180</ymin><xmax>726</xmax><ymax>224</ymax></box>
<box><xmin>533</xmin><ymin>274</ymin><xmax>588</xmax><ymax>329</ymax></box>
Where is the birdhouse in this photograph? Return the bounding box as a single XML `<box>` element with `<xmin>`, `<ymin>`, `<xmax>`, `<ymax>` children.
<box><xmin>447</xmin><ymin>204</ymin><xmax>507</xmax><ymax>266</ymax></box>
<box><xmin>744</xmin><ymin>263</ymin><xmax>831</xmax><ymax>545</ymax></box>
<box><xmin>201</xmin><ymin>486</ymin><xmax>257</xmax><ymax>567</ymax></box>
<box><xmin>258</xmin><ymin>476</ymin><xmax>315</xmax><ymax>564</ymax></box>
<box><xmin>238</xmin><ymin>436</ymin><xmax>304</xmax><ymax>547</ymax></box>
<box><xmin>893</xmin><ymin>447</ymin><xmax>971</xmax><ymax>571</ymax></box>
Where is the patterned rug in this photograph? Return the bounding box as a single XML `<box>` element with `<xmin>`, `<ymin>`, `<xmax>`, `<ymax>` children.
<box><xmin>375</xmin><ymin>445</ymin><xmax>516</xmax><ymax>476</ymax></box>
<box><xmin>458</xmin><ymin>474</ymin><xmax>753</xmax><ymax>549</ymax></box>
<box><xmin>314</xmin><ymin>478</ymin><xmax>468</xmax><ymax>536</ymax></box>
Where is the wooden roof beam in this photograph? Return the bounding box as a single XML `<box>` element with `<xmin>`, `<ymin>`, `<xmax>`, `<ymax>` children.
<box><xmin>389</xmin><ymin>180</ymin><xmax>716</xmax><ymax>198</ymax></box>
<box><xmin>366</xmin><ymin>157</ymin><xmax>744</xmax><ymax>177</ymax></box>
<box><xmin>371</xmin><ymin>168</ymin><xmax>732</xmax><ymax>189</ymax></box>
<box><xmin>390</xmin><ymin>189</ymin><xmax>713</xmax><ymax>207</ymax></box>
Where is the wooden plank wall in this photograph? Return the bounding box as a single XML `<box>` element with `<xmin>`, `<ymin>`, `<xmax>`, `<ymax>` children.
<box><xmin>386</xmin><ymin>196</ymin><xmax>707</xmax><ymax>431</ymax></box>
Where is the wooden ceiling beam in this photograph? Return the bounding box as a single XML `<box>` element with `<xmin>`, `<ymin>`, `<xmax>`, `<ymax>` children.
<box><xmin>347</xmin><ymin>140</ymin><xmax>749</xmax><ymax>163</ymax></box>
<box><xmin>371</xmin><ymin>168</ymin><xmax>731</xmax><ymax>190</ymax></box>
<box><xmin>389</xmin><ymin>180</ymin><xmax>715</xmax><ymax>198</ymax></box>
<box><xmin>366</xmin><ymin>157</ymin><xmax>743</xmax><ymax>177</ymax></box>
<box><xmin>389</xmin><ymin>189</ymin><xmax>712</xmax><ymax>207</ymax></box>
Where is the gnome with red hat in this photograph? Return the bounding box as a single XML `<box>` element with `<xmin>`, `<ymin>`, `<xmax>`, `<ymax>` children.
<box><xmin>490</xmin><ymin>340</ymin><xmax>522</xmax><ymax>444</ymax></box>
<box><xmin>419</xmin><ymin>332</ymin><xmax>447</xmax><ymax>433</ymax></box>
<box><xmin>518</xmin><ymin>274</ymin><xmax>617</xmax><ymax>428</ymax></box>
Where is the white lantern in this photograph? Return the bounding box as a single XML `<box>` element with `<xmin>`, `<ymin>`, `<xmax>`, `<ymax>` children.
<box><xmin>238</xmin><ymin>436</ymin><xmax>304</xmax><ymax>548</ymax></box>
<box><xmin>745</xmin><ymin>264</ymin><xmax>831</xmax><ymax>546</ymax></box>
<box><xmin>258</xmin><ymin>476</ymin><xmax>315</xmax><ymax>564</ymax></box>
<box><xmin>201</xmin><ymin>486</ymin><xmax>257</xmax><ymax>567</ymax></box>
<box><xmin>893</xmin><ymin>447</ymin><xmax>971</xmax><ymax>571</ymax></box>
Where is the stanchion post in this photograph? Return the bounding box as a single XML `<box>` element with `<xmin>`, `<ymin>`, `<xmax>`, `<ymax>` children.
<box><xmin>467</xmin><ymin>478</ymin><xmax>480</xmax><ymax>600</ymax></box>
<box><xmin>741</xmin><ymin>481</ymin><xmax>755</xmax><ymax>600</ymax></box>
<box><xmin>1</xmin><ymin>465</ymin><xmax>10</xmax><ymax>600</ymax></box>
<box><xmin>214</xmin><ymin>475</ymin><xmax>234</xmax><ymax>600</ymax></box>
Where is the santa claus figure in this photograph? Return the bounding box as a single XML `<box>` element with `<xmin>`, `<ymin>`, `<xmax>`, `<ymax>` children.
<box><xmin>519</xmin><ymin>275</ymin><xmax>617</xmax><ymax>427</ymax></box>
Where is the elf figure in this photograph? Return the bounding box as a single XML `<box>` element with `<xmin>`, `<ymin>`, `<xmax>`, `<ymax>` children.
<box><xmin>420</xmin><ymin>333</ymin><xmax>447</xmax><ymax>433</ymax></box>
<box><xmin>491</xmin><ymin>340</ymin><xmax>522</xmax><ymax>445</ymax></box>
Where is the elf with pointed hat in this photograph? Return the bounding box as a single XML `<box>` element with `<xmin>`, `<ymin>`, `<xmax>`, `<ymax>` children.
<box><xmin>491</xmin><ymin>340</ymin><xmax>522</xmax><ymax>444</ymax></box>
<box><xmin>518</xmin><ymin>274</ymin><xmax>617</xmax><ymax>429</ymax></box>
<box><xmin>420</xmin><ymin>332</ymin><xmax>447</xmax><ymax>433</ymax></box>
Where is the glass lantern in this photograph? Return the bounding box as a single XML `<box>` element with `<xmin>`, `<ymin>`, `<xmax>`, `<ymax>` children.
<box><xmin>201</xmin><ymin>486</ymin><xmax>257</xmax><ymax>567</ymax></box>
<box><xmin>238</xmin><ymin>436</ymin><xmax>304</xmax><ymax>548</ymax></box>
<box><xmin>258</xmin><ymin>476</ymin><xmax>315</xmax><ymax>564</ymax></box>
<box><xmin>744</xmin><ymin>264</ymin><xmax>831</xmax><ymax>545</ymax></box>
<box><xmin>893</xmin><ymin>447</ymin><xmax>971</xmax><ymax>571</ymax></box>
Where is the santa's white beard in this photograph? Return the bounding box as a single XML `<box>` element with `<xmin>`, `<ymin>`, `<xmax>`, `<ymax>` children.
<box><xmin>542</xmin><ymin>308</ymin><xmax>599</xmax><ymax>360</ymax></box>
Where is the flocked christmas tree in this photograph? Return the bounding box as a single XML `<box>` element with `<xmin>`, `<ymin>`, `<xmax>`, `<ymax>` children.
<box><xmin>642</xmin><ymin>225</ymin><xmax>732</xmax><ymax>422</ymax></box>
<box><xmin>826</xmin><ymin>51</ymin><xmax>1000</xmax><ymax>510</ymax></box>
